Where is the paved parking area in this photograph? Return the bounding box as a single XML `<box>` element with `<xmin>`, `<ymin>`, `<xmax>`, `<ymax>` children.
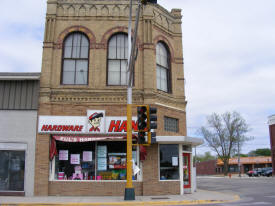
<box><xmin>197</xmin><ymin>176</ymin><xmax>275</xmax><ymax>206</ymax></box>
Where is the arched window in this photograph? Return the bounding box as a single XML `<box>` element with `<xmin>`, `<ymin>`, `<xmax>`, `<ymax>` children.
<box><xmin>107</xmin><ymin>33</ymin><xmax>128</xmax><ymax>85</ymax></box>
<box><xmin>61</xmin><ymin>32</ymin><xmax>89</xmax><ymax>85</ymax></box>
<box><xmin>156</xmin><ymin>42</ymin><xmax>171</xmax><ymax>92</ymax></box>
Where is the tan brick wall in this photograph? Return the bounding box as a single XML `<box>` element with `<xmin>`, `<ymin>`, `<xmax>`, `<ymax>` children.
<box><xmin>35</xmin><ymin>0</ymin><xmax>186</xmax><ymax>196</ymax></box>
<box><xmin>49</xmin><ymin>182</ymin><xmax>143</xmax><ymax>196</ymax></box>
<box><xmin>142</xmin><ymin>144</ymin><xmax>180</xmax><ymax>195</ymax></box>
<box><xmin>34</xmin><ymin>134</ymin><xmax>50</xmax><ymax>195</ymax></box>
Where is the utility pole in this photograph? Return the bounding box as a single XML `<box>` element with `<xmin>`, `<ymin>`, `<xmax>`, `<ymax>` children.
<box><xmin>124</xmin><ymin>0</ymin><xmax>142</xmax><ymax>200</ymax></box>
<box><xmin>237</xmin><ymin>131</ymin><xmax>241</xmax><ymax>177</ymax></box>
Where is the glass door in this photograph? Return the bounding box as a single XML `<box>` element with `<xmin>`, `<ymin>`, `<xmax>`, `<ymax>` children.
<box><xmin>182</xmin><ymin>153</ymin><xmax>191</xmax><ymax>188</ymax></box>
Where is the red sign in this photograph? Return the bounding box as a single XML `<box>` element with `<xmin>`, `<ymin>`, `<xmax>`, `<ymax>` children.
<box><xmin>108</xmin><ymin>120</ymin><xmax>138</xmax><ymax>132</ymax></box>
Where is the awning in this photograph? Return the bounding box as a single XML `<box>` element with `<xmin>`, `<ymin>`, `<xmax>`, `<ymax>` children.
<box><xmin>156</xmin><ymin>136</ymin><xmax>204</xmax><ymax>146</ymax></box>
<box><xmin>52</xmin><ymin>135</ymin><xmax>128</xmax><ymax>142</ymax></box>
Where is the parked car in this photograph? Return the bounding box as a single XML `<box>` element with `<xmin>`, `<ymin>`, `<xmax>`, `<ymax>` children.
<box><xmin>259</xmin><ymin>167</ymin><xmax>272</xmax><ymax>176</ymax></box>
<box><xmin>246</xmin><ymin>169</ymin><xmax>259</xmax><ymax>177</ymax></box>
<box><xmin>255</xmin><ymin>168</ymin><xmax>263</xmax><ymax>176</ymax></box>
<box><xmin>262</xmin><ymin>169</ymin><xmax>273</xmax><ymax>177</ymax></box>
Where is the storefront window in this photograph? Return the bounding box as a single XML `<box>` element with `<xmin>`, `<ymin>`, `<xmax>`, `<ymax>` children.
<box><xmin>97</xmin><ymin>142</ymin><xmax>137</xmax><ymax>180</ymax></box>
<box><xmin>159</xmin><ymin>144</ymin><xmax>179</xmax><ymax>180</ymax></box>
<box><xmin>54</xmin><ymin>141</ymin><xmax>95</xmax><ymax>180</ymax></box>
<box><xmin>53</xmin><ymin>141</ymin><xmax>137</xmax><ymax>181</ymax></box>
<box><xmin>0</xmin><ymin>150</ymin><xmax>25</xmax><ymax>191</ymax></box>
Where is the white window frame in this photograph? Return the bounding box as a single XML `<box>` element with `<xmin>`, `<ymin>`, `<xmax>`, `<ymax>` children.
<box><xmin>107</xmin><ymin>33</ymin><xmax>128</xmax><ymax>86</ymax></box>
<box><xmin>158</xmin><ymin>143</ymin><xmax>180</xmax><ymax>181</ymax></box>
<box><xmin>49</xmin><ymin>141</ymin><xmax>141</xmax><ymax>182</ymax></box>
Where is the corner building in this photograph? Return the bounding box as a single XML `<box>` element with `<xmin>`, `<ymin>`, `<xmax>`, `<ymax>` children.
<box><xmin>35</xmin><ymin>0</ymin><xmax>203</xmax><ymax>196</ymax></box>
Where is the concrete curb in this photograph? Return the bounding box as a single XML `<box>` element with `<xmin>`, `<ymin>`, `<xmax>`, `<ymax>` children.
<box><xmin>1</xmin><ymin>195</ymin><xmax>240</xmax><ymax>206</ymax></box>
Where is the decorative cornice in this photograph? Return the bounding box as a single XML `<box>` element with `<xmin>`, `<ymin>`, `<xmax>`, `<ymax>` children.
<box><xmin>143</xmin><ymin>90</ymin><xmax>186</xmax><ymax>108</ymax></box>
<box><xmin>47</xmin><ymin>89</ymin><xmax>144</xmax><ymax>104</ymax></box>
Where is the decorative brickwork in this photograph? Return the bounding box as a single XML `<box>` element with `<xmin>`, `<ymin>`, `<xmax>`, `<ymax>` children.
<box><xmin>100</xmin><ymin>26</ymin><xmax>141</xmax><ymax>50</ymax></box>
<box><xmin>153</xmin><ymin>35</ymin><xmax>175</xmax><ymax>63</ymax></box>
<box><xmin>56</xmin><ymin>25</ymin><xmax>96</xmax><ymax>49</ymax></box>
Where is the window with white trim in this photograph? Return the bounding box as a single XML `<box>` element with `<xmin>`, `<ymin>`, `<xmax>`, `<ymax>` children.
<box><xmin>51</xmin><ymin>141</ymin><xmax>139</xmax><ymax>181</ymax></box>
<box><xmin>159</xmin><ymin>144</ymin><xmax>179</xmax><ymax>180</ymax></box>
<box><xmin>156</xmin><ymin>42</ymin><xmax>171</xmax><ymax>92</ymax></box>
<box><xmin>107</xmin><ymin>33</ymin><xmax>128</xmax><ymax>85</ymax></box>
<box><xmin>61</xmin><ymin>32</ymin><xmax>89</xmax><ymax>85</ymax></box>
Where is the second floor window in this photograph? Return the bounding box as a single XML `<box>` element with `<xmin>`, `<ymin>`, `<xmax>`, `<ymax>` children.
<box><xmin>62</xmin><ymin>32</ymin><xmax>89</xmax><ymax>85</ymax></box>
<box><xmin>107</xmin><ymin>33</ymin><xmax>128</xmax><ymax>85</ymax></box>
<box><xmin>156</xmin><ymin>42</ymin><xmax>171</xmax><ymax>92</ymax></box>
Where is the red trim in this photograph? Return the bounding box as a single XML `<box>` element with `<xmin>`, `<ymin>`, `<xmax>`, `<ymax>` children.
<box><xmin>183</xmin><ymin>153</ymin><xmax>191</xmax><ymax>189</ymax></box>
<box><xmin>49</xmin><ymin>138</ymin><xmax>57</xmax><ymax>160</ymax></box>
<box><xmin>140</xmin><ymin>145</ymin><xmax>147</xmax><ymax>161</ymax></box>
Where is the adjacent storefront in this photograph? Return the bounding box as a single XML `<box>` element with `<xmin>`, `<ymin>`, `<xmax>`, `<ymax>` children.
<box><xmin>0</xmin><ymin>73</ymin><xmax>40</xmax><ymax>196</ymax></box>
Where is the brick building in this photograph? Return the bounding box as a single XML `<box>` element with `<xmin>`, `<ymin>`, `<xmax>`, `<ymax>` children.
<box><xmin>34</xmin><ymin>0</ymin><xmax>203</xmax><ymax>196</ymax></box>
<box><xmin>196</xmin><ymin>160</ymin><xmax>217</xmax><ymax>176</ymax></box>
<box><xmin>196</xmin><ymin>157</ymin><xmax>272</xmax><ymax>176</ymax></box>
<box><xmin>268</xmin><ymin>115</ymin><xmax>275</xmax><ymax>176</ymax></box>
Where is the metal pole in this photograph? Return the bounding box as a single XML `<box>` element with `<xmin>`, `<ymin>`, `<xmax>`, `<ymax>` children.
<box><xmin>124</xmin><ymin>0</ymin><xmax>139</xmax><ymax>200</ymax></box>
<box><xmin>195</xmin><ymin>146</ymin><xmax>197</xmax><ymax>168</ymax></box>
<box><xmin>238</xmin><ymin>139</ymin><xmax>241</xmax><ymax>177</ymax></box>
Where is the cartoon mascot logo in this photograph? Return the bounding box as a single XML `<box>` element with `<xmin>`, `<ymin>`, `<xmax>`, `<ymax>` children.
<box><xmin>88</xmin><ymin>112</ymin><xmax>103</xmax><ymax>132</ymax></box>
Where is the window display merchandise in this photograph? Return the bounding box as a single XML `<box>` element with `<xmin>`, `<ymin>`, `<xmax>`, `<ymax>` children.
<box><xmin>52</xmin><ymin>141</ymin><xmax>137</xmax><ymax>181</ymax></box>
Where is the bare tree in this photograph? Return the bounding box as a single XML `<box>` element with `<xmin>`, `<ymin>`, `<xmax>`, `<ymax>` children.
<box><xmin>198</xmin><ymin>111</ymin><xmax>251</xmax><ymax>175</ymax></box>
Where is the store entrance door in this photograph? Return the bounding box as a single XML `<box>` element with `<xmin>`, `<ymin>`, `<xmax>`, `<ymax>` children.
<box><xmin>182</xmin><ymin>153</ymin><xmax>191</xmax><ymax>189</ymax></box>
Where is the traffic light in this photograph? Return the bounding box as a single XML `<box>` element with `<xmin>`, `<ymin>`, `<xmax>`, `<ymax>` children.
<box><xmin>141</xmin><ymin>0</ymin><xmax>157</xmax><ymax>5</ymax></box>
<box><xmin>137</xmin><ymin>106</ymin><xmax>147</xmax><ymax>130</ymax></box>
<box><xmin>137</xmin><ymin>106</ymin><xmax>148</xmax><ymax>144</ymax></box>
<box><xmin>148</xmin><ymin>106</ymin><xmax>157</xmax><ymax>144</ymax></box>
<box><xmin>136</xmin><ymin>105</ymin><xmax>157</xmax><ymax>145</ymax></box>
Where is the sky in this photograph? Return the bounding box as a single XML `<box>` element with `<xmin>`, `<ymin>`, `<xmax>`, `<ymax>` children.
<box><xmin>0</xmin><ymin>0</ymin><xmax>274</xmax><ymax>155</ymax></box>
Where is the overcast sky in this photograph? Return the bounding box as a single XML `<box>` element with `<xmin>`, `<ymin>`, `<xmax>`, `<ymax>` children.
<box><xmin>0</xmin><ymin>0</ymin><xmax>274</xmax><ymax>155</ymax></box>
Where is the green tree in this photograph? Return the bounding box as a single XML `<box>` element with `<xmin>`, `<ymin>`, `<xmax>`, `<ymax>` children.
<box><xmin>248</xmin><ymin>148</ymin><xmax>271</xmax><ymax>157</ymax></box>
<box><xmin>198</xmin><ymin>111</ymin><xmax>251</xmax><ymax>175</ymax></box>
<box><xmin>196</xmin><ymin>151</ymin><xmax>216</xmax><ymax>163</ymax></box>
<box><xmin>233</xmin><ymin>153</ymin><xmax>248</xmax><ymax>157</ymax></box>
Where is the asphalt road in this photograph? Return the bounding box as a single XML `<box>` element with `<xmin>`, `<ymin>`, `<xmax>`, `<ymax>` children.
<box><xmin>194</xmin><ymin>176</ymin><xmax>275</xmax><ymax>206</ymax></box>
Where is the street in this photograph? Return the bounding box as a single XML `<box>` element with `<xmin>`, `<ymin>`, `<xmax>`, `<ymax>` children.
<box><xmin>194</xmin><ymin>176</ymin><xmax>275</xmax><ymax>206</ymax></box>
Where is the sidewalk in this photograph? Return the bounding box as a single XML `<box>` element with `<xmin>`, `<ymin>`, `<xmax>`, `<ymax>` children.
<box><xmin>0</xmin><ymin>189</ymin><xmax>240</xmax><ymax>206</ymax></box>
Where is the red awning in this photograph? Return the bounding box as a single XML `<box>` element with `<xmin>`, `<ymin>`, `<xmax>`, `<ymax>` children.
<box><xmin>52</xmin><ymin>135</ymin><xmax>128</xmax><ymax>142</ymax></box>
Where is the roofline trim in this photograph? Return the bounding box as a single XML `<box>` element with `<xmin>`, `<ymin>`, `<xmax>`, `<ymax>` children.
<box><xmin>0</xmin><ymin>73</ymin><xmax>40</xmax><ymax>80</ymax></box>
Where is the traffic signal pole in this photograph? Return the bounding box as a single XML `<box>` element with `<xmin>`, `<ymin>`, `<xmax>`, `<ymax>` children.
<box><xmin>124</xmin><ymin>0</ymin><xmax>141</xmax><ymax>200</ymax></box>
